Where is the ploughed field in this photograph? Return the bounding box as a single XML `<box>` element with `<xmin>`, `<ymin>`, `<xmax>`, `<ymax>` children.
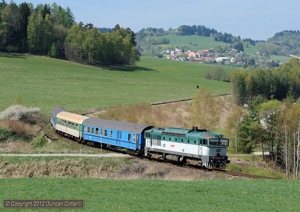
<box><xmin>0</xmin><ymin>55</ymin><xmax>232</xmax><ymax>113</ymax></box>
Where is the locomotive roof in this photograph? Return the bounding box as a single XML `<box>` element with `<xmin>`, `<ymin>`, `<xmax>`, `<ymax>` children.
<box><xmin>56</xmin><ymin>111</ymin><xmax>89</xmax><ymax>124</ymax></box>
<box><xmin>83</xmin><ymin>118</ymin><xmax>153</xmax><ymax>134</ymax></box>
<box><xmin>148</xmin><ymin>127</ymin><xmax>223</xmax><ymax>139</ymax></box>
<box><xmin>51</xmin><ymin>106</ymin><xmax>65</xmax><ymax>117</ymax></box>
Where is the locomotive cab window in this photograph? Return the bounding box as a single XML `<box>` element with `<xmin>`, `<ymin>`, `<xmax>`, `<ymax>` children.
<box><xmin>209</xmin><ymin>140</ymin><xmax>219</xmax><ymax>146</ymax></box>
<box><xmin>220</xmin><ymin>139</ymin><xmax>229</xmax><ymax>146</ymax></box>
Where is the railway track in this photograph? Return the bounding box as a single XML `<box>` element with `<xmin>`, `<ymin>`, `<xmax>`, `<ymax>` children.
<box><xmin>215</xmin><ymin>170</ymin><xmax>277</xmax><ymax>180</ymax></box>
<box><xmin>46</xmin><ymin>129</ymin><xmax>277</xmax><ymax>180</ymax></box>
<box><xmin>136</xmin><ymin>154</ymin><xmax>277</xmax><ymax>180</ymax></box>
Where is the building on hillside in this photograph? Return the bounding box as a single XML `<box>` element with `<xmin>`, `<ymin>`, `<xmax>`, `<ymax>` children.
<box><xmin>215</xmin><ymin>57</ymin><xmax>230</xmax><ymax>63</ymax></box>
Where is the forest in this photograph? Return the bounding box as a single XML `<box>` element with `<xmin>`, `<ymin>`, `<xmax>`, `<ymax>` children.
<box><xmin>0</xmin><ymin>1</ymin><xmax>140</xmax><ymax>65</ymax></box>
<box><xmin>229</xmin><ymin>58</ymin><xmax>300</xmax><ymax>178</ymax></box>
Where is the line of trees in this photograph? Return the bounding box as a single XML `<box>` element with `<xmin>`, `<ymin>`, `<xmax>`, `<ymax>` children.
<box><xmin>231</xmin><ymin>58</ymin><xmax>300</xmax><ymax>105</ymax></box>
<box><xmin>65</xmin><ymin>24</ymin><xmax>140</xmax><ymax>65</ymax></box>
<box><xmin>0</xmin><ymin>1</ymin><xmax>140</xmax><ymax>65</ymax></box>
<box><xmin>176</xmin><ymin>24</ymin><xmax>256</xmax><ymax>45</ymax></box>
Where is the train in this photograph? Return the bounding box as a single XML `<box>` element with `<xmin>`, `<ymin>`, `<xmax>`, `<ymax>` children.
<box><xmin>51</xmin><ymin>107</ymin><xmax>230</xmax><ymax>169</ymax></box>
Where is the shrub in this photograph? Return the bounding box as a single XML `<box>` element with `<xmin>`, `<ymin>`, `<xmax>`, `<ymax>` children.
<box><xmin>0</xmin><ymin>105</ymin><xmax>40</xmax><ymax>124</ymax></box>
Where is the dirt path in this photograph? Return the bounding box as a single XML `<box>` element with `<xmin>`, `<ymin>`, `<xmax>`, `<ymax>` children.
<box><xmin>0</xmin><ymin>153</ymin><xmax>132</xmax><ymax>158</ymax></box>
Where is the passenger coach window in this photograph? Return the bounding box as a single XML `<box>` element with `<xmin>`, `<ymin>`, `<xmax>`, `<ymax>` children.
<box><xmin>92</xmin><ymin>128</ymin><xmax>94</xmax><ymax>134</ymax></box>
<box><xmin>133</xmin><ymin>134</ymin><xmax>136</xmax><ymax>142</ymax></box>
<box><xmin>104</xmin><ymin>130</ymin><xmax>107</xmax><ymax>137</ymax></box>
<box><xmin>100</xmin><ymin>129</ymin><xmax>103</xmax><ymax>136</ymax></box>
<box><xmin>128</xmin><ymin>134</ymin><xmax>131</xmax><ymax>141</ymax></box>
<box><xmin>96</xmin><ymin>128</ymin><xmax>99</xmax><ymax>135</ymax></box>
<box><xmin>110</xmin><ymin>131</ymin><xmax>113</xmax><ymax>138</ymax></box>
<box><xmin>87</xmin><ymin>127</ymin><xmax>90</xmax><ymax>133</ymax></box>
<box><xmin>84</xmin><ymin>126</ymin><xmax>87</xmax><ymax>133</ymax></box>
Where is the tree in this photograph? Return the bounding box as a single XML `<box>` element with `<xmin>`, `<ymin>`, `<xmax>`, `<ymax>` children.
<box><xmin>281</xmin><ymin>100</ymin><xmax>300</xmax><ymax>178</ymax></box>
<box><xmin>231</xmin><ymin>70</ymin><xmax>247</xmax><ymax>104</ymax></box>
<box><xmin>0</xmin><ymin>3</ymin><xmax>19</xmax><ymax>52</ymax></box>
<box><xmin>233</xmin><ymin>42</ymin><xmax>244</xmax><ymax>52</ymax></box>
<box><xmin>259</xmin><ymin>100</ymin><xmax>282</xmax><ymax>161</ymax></box>
<box><xmin>82</xmin><ymin>27</ymin><xmax>103</xmax><ymax>64</ymax></box>
<box><xmin>190</xmin><ymin>87</ymin><xmax>221</xmax><ymax>131</ymax></box>
<box><xmin>225</xmin><ymin>101</ymin><xmax>244</xmax><ymax>154</ymax></box>
<box><xmin>64</xmin><ymin>23</ymin><xmax>85</xmax><ymax>62</ymax></box>
<box><xmin>17</xmin><ymin>2</ymin><xmax>31</xmax><ymax>52</ymax></box>
<box><xmin>49</xmin><ymin>42</ymin><xmax>58</xmax><ymax>58</ymax></box>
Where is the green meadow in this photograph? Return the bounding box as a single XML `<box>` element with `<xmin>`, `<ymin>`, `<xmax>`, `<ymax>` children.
<box><xmin>160</xmin><ymin>34</ymin><xmax>228</xmax><ymax>50</ymax></box>
<box><xmin>1</xmin><ymin>178</ymin><xmax>299</xmax><ymax>212</ymax></box>
<box><xmin>0</xmin><ymin>55</ymin><xmax>233</xmax><ymax>113</ymax></box>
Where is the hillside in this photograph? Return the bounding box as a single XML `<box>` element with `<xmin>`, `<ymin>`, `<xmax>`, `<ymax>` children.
<box><xmin>0</xmin><ymin>54</ymin><xmax>233</xmax><ymax>113</ymax></box>
<box><xmin>136</xmin><ymin>27</ymin><xmax>294</xmax><ymax>67</ymax></box>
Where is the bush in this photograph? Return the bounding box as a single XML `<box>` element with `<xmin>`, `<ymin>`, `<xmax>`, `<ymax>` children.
<box><xmin>31</xmin><ymin>135</ymin><xmax>47</xmax><ymax>148</ymax></box>
<box><xmin>0</xmin><ymin>105</ymin><xmax>40</xmax><ymax>124</ymax></box>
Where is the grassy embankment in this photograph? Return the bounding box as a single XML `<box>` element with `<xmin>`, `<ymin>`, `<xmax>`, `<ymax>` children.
<box><xmin>0</xmin><ymin>54</ymin><xmax>233</xmax><ymax>113</ymax></box>
<box><xmin>1</xmin><ymin>178</ymin><xmax>299</xmax><ymax>211</ymax></box>
<box><xmin>1</xmin><ymin>54</ymin><xmax>294</xmax><ymax>211</ymax></box>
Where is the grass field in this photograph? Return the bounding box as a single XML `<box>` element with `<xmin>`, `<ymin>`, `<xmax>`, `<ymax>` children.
<box><xmin>159</xmin><ymin>34</ymin><xmax>228</xmax><ymax>51</ymax></box>
<box><xmin>0</xmin><ymin>54</ymin><xmax>233</xmax><ymax>113</ymax></box>
<box><xmin>0</xmin><ymin>178</ymin><xmax>299</xmax><ymax>211</ymax></box>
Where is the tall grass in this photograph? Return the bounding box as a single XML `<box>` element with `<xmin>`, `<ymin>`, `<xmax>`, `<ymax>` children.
<box><xmin>97</xmin><ymin>102</ymin><xmax>191</xmax><ymax>128</ymax></box>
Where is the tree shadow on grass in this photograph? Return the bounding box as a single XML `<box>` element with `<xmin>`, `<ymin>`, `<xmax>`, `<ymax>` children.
<box><xmin>0</xmin><ymin>53</ymin><xmax>27</xmax><ymax>59</ymax></box>
<box><xmin>98</xmin><ymin>64</ymin><xmax>157</xmax><ymax>72</ymax></box>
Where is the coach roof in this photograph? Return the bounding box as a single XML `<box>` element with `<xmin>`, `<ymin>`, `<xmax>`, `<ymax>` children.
<box><xmin>57</xmin><ymin>111</ymin><xmax>89</xmax><ymax>124</ymax></box>
<box><xmin>83</xmin><ymin>118</ymin><xmax>153</xmax><ymax>134</ymax></box>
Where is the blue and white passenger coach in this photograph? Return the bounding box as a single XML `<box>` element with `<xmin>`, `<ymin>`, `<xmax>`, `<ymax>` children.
<box><xmin>82</xmin><ymin>118</ymin><xmax>153</xmax><ymax>153</ymax></box>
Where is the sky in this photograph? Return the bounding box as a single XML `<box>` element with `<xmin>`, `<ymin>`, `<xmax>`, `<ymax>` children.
<box><xmin>11</xmin><ymin>0</ymin><xmax>300</xmax><ymax>40</ymax></box>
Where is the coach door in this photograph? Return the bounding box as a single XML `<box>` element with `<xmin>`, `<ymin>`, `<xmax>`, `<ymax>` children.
<box><xmin>117</xmin><ymin>131</ymin><xmax>122</xmax><ymax>144</ymax></box>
